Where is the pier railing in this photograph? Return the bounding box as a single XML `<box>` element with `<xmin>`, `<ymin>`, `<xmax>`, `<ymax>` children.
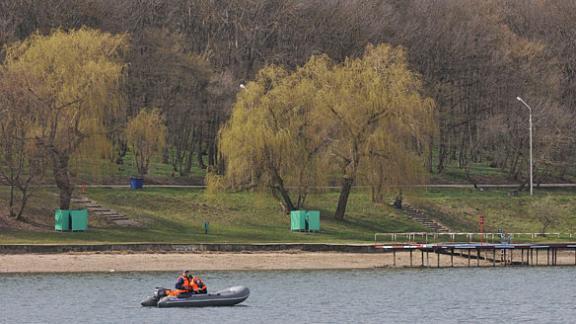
<box><xmin>374</xmin><ymin>232</ymin><xmax>574</xmax><ymax>243</ymax></box>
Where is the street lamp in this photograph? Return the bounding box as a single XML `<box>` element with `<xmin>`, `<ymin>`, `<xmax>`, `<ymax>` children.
<box><xmin>516</xmin><ymin>96</ymin><xmax>533</xmax><ymax>196</ymax></box>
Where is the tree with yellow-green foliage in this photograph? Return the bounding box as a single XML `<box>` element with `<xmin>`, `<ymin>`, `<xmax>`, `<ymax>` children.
<box><xmin>3</xmin><ymin>28</ymin><xmax>127</xmax><ymax>210</ymax></box>
<box><xmin>219</xmin><ymin>63</ymin><xmax>328</xmax><ymax>212</ymax></box>
<box><xmin>316</xmin><ymin>44</ymin><xmax>435</xmax><ymax>219</ymax></box>
<box><xmin>126</xmin><ymin>108</ymin><xmax>167</xmax><ymax>177</ymax></box>
<box><xmin>0</xmin><ymin>70</ymin><xmax>44</xmax><ymax>219</ymax></box>
<box><xmin>220</xmin><ymin>43</ymin><xmax>435</xmax><ymax>219</ymax></box>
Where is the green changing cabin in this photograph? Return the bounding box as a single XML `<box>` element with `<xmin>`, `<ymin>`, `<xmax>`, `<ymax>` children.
<box><xmin>290</xmin><ymin>210</ymin><xmax>320</xmax><ymax>232</ymax></box>
<box><xmin>54</xmin><ymin>209</ymin><xmax>89</xmax><ymax>232</ymax></box>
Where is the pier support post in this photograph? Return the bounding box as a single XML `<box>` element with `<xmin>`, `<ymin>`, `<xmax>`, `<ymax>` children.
<box><xmin>477</xmin><ymin>249</ymin><xmax>480</xmax><ymax>267</ymax></box>
<box><xmin>553</xmin><ymin>248</ymin><xmax>557</xmax><ymax>266</ymax></box>
<box><xmin>492</xmin><ymin>248</ymin><xmax>496</xmax><ymax>267</ymax></box>
<box><xmin>393</xmin><ymin>250</ymin><xmax>396</xmax><ymax>267</ymax></box>
<box><xmin>450</xmin><ymin>249</ymin><xmax>454</xmax><ymax>267</ymax></box>
<box><xmin>468</xmin><ymin>249</ymin><xmax>471</xmax><ymax>267</ymax></box>
<box><xmin>437</xmin><ymin>249</ymin><xmax>440</xmax><ymax>268</ymax></box>
<box><xmin>410</xmin><ymin>249</ymin><xmax>413</xmax><ymax>267</ymax></box>
<box><xmin>421</xmin><ymin>249</ymin><xmax>424</xmax><ymax>267</ymax></box>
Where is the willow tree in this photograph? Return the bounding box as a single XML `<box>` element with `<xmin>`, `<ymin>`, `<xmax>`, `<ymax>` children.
<box><xmin>316</xmin><ymin>44</ymin><xmax>435</xmax><ymax>219</ymax></box>
<box><xmin>126</xmin><ymin>108</ymin><xmax>167</xmax><ymax>177</ymax></box>
<box><xmin>219</xmin><ymin>63</ymin><xmax>328</xmax><ymax>212</ymax></box>
<box><xmin>3</xmin><ymin>28</ymin><xmax>127</xmax><ymax>209</ymax></box>
<box><xmin>0</xmin><ymin>70</ymin><xmax>44</xmax><ymax>219</ymax></box>
<box><xmin>221</xmin><ymin>44</ymin><xmax>434</xmax><ymax>217</ymax></box>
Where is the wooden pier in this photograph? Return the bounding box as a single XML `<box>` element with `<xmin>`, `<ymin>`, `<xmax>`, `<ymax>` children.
<box><xmin>375</xmin><ymin>243</ymin><xmax>576</xmax><ymax>268</ymax></box>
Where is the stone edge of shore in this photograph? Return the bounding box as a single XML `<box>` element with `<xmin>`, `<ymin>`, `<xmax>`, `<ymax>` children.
<box><xmin>0</xmin><ymin>243</ymin><xmax>387</xmax><ymax>254</ymax></box>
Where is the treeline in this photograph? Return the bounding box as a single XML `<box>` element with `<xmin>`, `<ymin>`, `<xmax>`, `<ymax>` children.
<box><xmin>2</xmin><ymin>0</ymin><xmax>575</xmax><ymax>179</ymax></box>
<box><xmin>1</xmin><ymin>0</ymin><xmax>576</xmax><ymax>218</ymax></box>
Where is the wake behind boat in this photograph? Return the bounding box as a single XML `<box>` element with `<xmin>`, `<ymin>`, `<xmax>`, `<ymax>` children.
<box><xmin>141</xmin><ymin>286</ymin><xmax>250</xmax><ymax>307</ymax></box>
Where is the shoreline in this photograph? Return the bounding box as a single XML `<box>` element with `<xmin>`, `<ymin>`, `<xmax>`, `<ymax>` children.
<box><xmin>1</xmin><ymin>250</ymin><xmax>574</xmax><ymax>273</ymax></box>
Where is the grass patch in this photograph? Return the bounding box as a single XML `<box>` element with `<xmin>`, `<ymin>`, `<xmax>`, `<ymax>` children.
<box><xmin>0</xmin><ymin>188</ymin><xmax>424</xmax><ymax>244</ymax></box>
<box><xmin>2</xmin><ymin>187</ymin><xmax>574</xmax><ymax>244</ymax></box>
<box><xmin>409</xmin><ymin>188</ymin><xmax>576</xmax><ymax>234</ymax></box>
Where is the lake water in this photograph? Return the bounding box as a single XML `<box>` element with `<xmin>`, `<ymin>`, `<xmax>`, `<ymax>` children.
<box><xmin>1</xmin><ymin>268</ymin><xmax>575</xmax><ymax>324</ymax></box>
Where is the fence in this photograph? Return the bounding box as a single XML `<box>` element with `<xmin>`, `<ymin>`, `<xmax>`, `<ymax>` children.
<box><xmin>374</xmin><ymin>232</ymin><xmax>574</xmax><ymax>244</ymax></box>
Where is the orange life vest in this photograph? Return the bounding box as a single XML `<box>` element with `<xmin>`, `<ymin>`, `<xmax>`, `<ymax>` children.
<box><xmin>168</xmin><ymin>275</ymin><xmax>206</xmax><ymax>296</ymax></box>
<box><xmin>190</xmin><ymin>276</ymin><xmax>207</xmax><ymax>293</ymax></box>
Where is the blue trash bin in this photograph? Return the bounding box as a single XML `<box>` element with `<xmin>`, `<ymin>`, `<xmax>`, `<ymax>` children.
<box><xmin>130</xmin><ymin>177</ymin><xmax>144</xmax><ymax>190</ymax></box>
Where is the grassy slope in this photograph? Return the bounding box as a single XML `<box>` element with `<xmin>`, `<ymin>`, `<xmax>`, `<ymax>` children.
<box><xmin>409</xmin><ymin>188</ymin><xmax>576</xmax><ymax>234</ymax></box>
<box><xmin>2</xmin><ymin>187</ymin><xmax>575</xmax><ymax>244</ymax></box>
<box><xmin>68</xmin><ymin>151</ymin><xmax>205</xmax><ymax>185</ymax></box>
<box><xmin>0</xmin><ymin>188</ymin><xmax>425</xmax><ymax>244</ymax></box>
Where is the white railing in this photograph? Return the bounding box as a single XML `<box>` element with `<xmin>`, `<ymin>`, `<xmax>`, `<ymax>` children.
<box><xmin>374</xmin><ymin>232</ymin><xmax>573</xmax><ymax>243</ymax></box>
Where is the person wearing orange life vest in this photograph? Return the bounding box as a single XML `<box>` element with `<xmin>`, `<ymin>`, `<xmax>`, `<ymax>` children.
<box><xmin>171</xmin><ymin>270</ymin><xmax>207</xmax><ymax>296</ymax></box>
<box><xmin>188</xmin><ymin>274</ymin><xmax>207</xmax><ymax>294</ymax></box>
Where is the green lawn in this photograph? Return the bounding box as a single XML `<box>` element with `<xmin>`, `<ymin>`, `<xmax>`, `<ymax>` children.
<box><xmin>2</xmin><ymin>187</ymin><xmax>575</xmax><ymax>244</ymax></box>
<box><xmin>65</xmin><ymin>150</ymin><xmax>206</xmax><ymax>185</ymax></box>
<box><xmin>409</xmin><ymin>188</ymin><xmax>576</xmax><ymax>235</ymax></box>
<box><xmin>0</xmin><ymin>188</ymin><xmax>425</xmax><ymax>244</ymax></box>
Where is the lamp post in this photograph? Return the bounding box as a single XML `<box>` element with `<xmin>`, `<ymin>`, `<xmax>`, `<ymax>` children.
<box><xmin>516</xmin><ymin>96</ymin><xmax>533</xmax><ymax>196</ymax></box>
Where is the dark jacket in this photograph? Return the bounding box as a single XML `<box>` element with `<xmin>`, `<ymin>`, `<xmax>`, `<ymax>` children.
<box><xmin>175</xmin><ymin>276</ymin><xmax>187</xmax><ymax>290</ymax></box>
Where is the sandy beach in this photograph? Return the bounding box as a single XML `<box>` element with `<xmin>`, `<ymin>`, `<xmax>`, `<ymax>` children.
<box><xmin>1</xmin><ymin>250</ymin><xmax>573</xmax><ymax>273</ymax></box>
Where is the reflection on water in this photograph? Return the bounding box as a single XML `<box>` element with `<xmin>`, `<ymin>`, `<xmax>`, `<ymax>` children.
<box><xmin>1</xmin><ymin>268</ymin><xmax>575</xmax><ymax>324</ymax></box>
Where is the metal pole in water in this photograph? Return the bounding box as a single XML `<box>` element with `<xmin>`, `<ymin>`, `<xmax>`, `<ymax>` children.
<box><xmin>421</xmin><ymin>249</ymin><xmax>424</xmax><ymax>267</ymax></box>
<box><xmin>492</xmin><ymin>248</ymin><xmax>496</xmax><ymax>267</ymax></box>
<box><xmin>554</xmin><ymin>248</ymin><xmax>557</xmax><ymax>266</ymax></box>
<box><xmin>451</xmin><ymin>248</ymin><xmax>454</xmax><ymax>267</ymax></box>
<box><xmin>468</xmin><ymin>249</ymin><xmax>471</xmax><ymax>267</ymax></box>
<box><xmin>410</xmin><ymin>249</ymin><xmax>413</xmax><ymax>267</ymax></box>
<box><xmin>477</xmin><ymin>249</ymin><xmax>480</xmax><ymax>267</ymax></box>
<box><xmin>393</xmin><ymin>250</ymin><xmax>396</xmax><ymax>267</ymax></box>
<box><xmin>437</xmin><ymin>249</ymin><xmax>440</xmax><ymax>268</ymax></box>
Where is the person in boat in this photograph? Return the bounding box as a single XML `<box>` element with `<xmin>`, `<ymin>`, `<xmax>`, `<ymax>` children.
<box><xmin>170</xmin><ymin>270</ymin><xmax>207</xmax><ymax>297</ymax></box>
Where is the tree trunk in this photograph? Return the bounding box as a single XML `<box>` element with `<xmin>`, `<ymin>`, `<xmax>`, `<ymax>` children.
<box><xmin>182</xmin><ymin>150</ymin><xmax>194</xmax><ymax>176</ymax></box>
<box><xmin>162</xmin><ymin>147</ymin><xmax>170</xmax><ymax>164</ymax></box>
<box><xmin>437</xmin><ymin>142</ymin><xmax>447</xmax><ymax>173</ymax></box>
<box><xmin>9</xmin><ymin>178</ymin><xmax>15</xmax><ymax>218</ymax></box>
<box><xmin>270</xmin><ymin>167</ymin><xmax>295</xmax><ymax>213</ymax></box>
<box><xmin>15</xmin><ymin>186</ymin><xmax>29</xmax><ymax>220</ymax></box>
<box><xmin>197</xmin><ymin>150</ymin><xmax>207</xmax><ymax>170</ymax></box>
<box><xmin>52</xmin><ymin>153</ymin><xmax>74</xmax><ymax>210</ymax></box>
<box><xmin>208</xmin><ymin>142</ymin><xmax>216</xmax><ymax>167</ymax></box>
<box><xmin>427</xmin><ymin>137</ymin><xmax>434</xmax><ymax>173</ymax></box>
<box><xmin>274</xmin><ymin>185</ymin><xmax>295</xmax><ymax>213</ymax></box>
<box><xmin>334</xmin><ymin>177</ymin><xmax>353</xmax><ymax>220</ymax></box>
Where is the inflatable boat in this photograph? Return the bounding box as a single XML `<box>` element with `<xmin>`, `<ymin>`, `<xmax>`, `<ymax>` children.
<box><xmin>141</xmin><ymin>286</ymin><xmax>250</xmax><ymax>308</ymax></box>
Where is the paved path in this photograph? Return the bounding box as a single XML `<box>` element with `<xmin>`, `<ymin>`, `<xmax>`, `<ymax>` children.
<box><xmin>5</xmin><ymin>183</ymin><xmax>574</xmax><ymax>189</ymax></box>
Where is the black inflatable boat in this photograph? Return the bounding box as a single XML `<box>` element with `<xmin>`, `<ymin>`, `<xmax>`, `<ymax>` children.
<box><xmin>141</xmin><ymin>286</ymin><xmax>250</xmax><ymax>308</ymax></box>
